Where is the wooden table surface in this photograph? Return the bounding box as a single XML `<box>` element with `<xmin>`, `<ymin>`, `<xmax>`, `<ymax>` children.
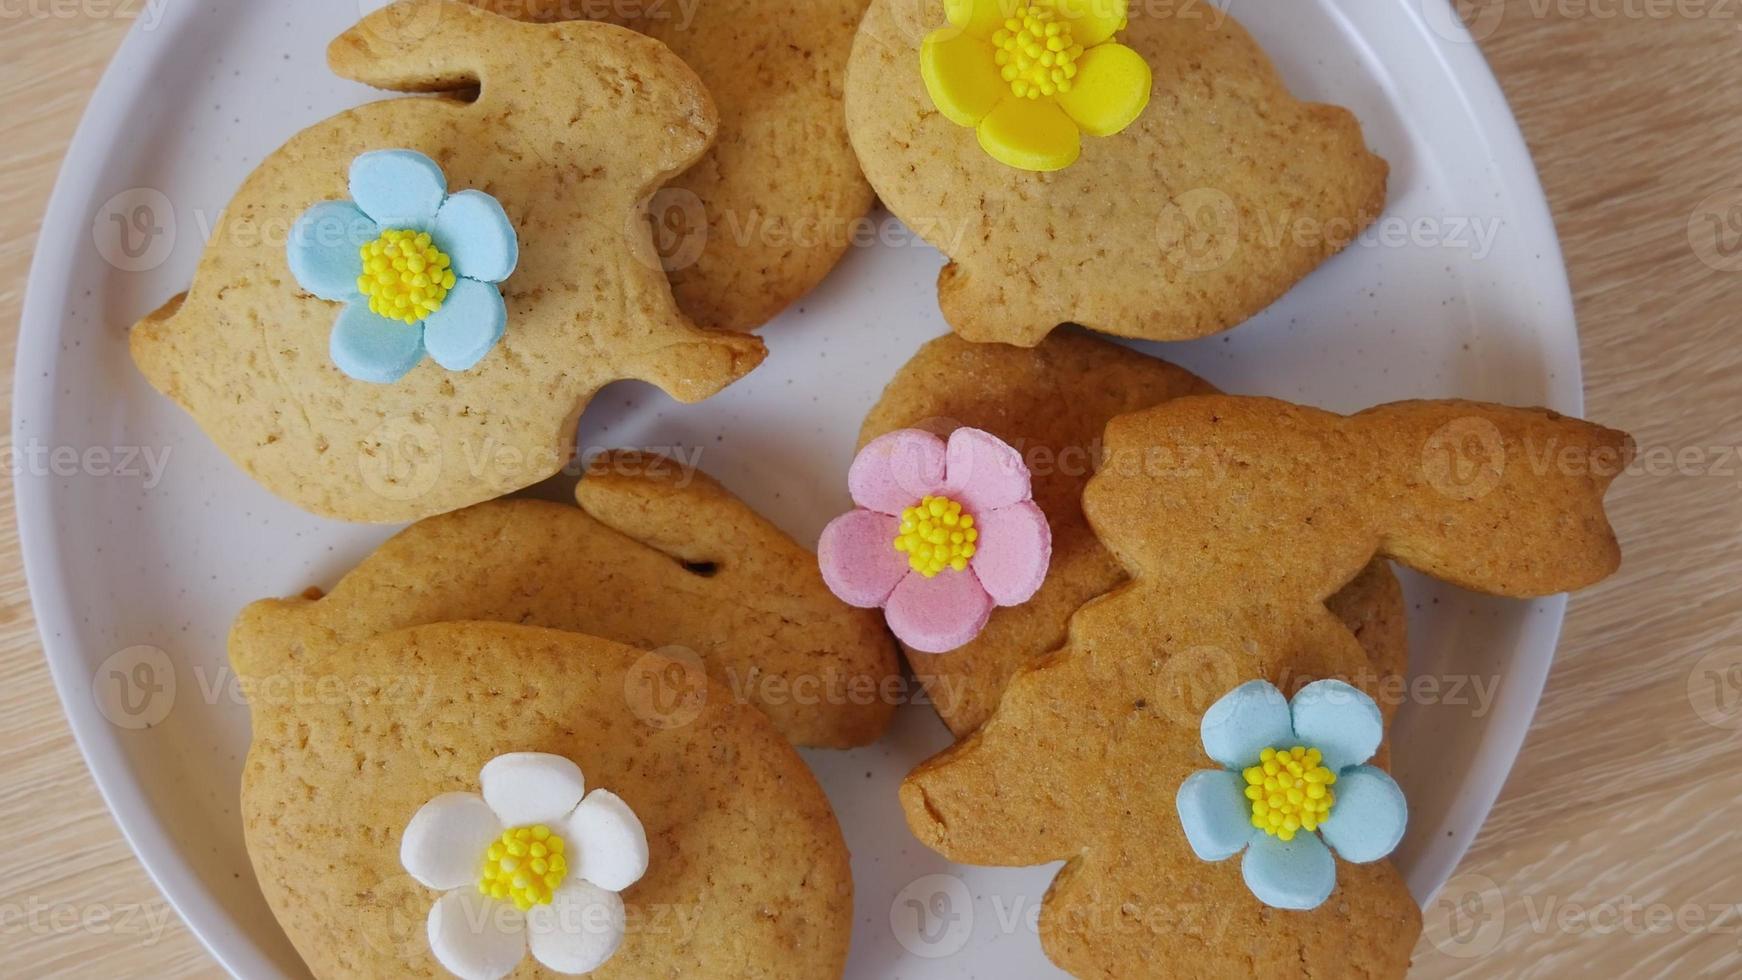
<box><xmin>2</xmin><ymin>3</ymin><xmax>1737</xmax><ymax>977</ymax></box>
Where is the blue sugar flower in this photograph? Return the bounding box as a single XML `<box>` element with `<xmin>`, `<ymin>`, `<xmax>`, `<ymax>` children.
<box><xmin>1176</xmin><ymin>678</ymin><xmax>1408</xmax><ymax>911</ymax></box>
<box><xmin>287</xmin><ymin>149</ymin><xmax>519</xmax><ymax>384</ymax></box>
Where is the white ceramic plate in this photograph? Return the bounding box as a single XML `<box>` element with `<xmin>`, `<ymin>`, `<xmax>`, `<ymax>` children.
<box><xmin>17</xmin><ymin>0</ymin><xmax>1580</xmax><ymax>976</ymax></box>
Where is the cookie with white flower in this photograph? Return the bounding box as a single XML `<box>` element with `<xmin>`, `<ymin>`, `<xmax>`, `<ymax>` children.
<box><xmin>898</xmin><ymin>395</ymin><xmax>1631</xmax><ymax>978</ymax></box>
<box><xmin>853</xmin><ymin>331</ymin><xmax>1408</xmax><ymax>735</ymax></box>
<box><xmin>240</xmin><ymin>622</ymin><xmax>852</xmax><ymax>979</ymax></box>
<box><xmin>231</xmin><ymin>451</ymin><xmax>899</xmax><ymax>749</ymax></box>
<box><xmin>844</xmin><ymin>0</ymin><xmax>1388</xmax><ymax>346</ymax></box>
<box><xmin>130</xmin><ymin>0</ymin><xmax>765</xmax><ymax>523</ymax></box>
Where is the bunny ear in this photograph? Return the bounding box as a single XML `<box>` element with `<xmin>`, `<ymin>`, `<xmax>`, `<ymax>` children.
<box><xmin>328</xmin><ymin>0</ymin><xmax>501</xmax><ymax>94</ymax></box>
<box><xmin>574</xmin><ymin>451</ymin><xmax>780</xmax><ymax>577</ymax></box>
<box><xmin>1358</xmin><ymin>401</ymin><xmax>1633</xmax><ymax>597</ymax></box>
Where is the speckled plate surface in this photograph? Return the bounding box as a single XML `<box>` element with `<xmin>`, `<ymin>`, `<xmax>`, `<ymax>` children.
<box><xmin>16</xmin><ymin>0</ymin><xmax>1579</xmax><ymax>976</ymax></box>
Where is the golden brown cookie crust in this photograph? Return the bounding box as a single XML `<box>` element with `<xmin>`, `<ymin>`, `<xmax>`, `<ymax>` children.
<box><xmin>130</xmin><ymin>1</ymin><xmax>765</xmax><ymax>523</ymax></box>
<box><xmin>900</xmin><ymin>396</ymin><xmax>1632</xmax><ymax>978</ymax></box>
<box><xmin>859</xmin><ymin>331</ymin><xmax>1406</xmax><ymax>736</ymax></box>
<box><xmin>844</xmin><ymin>0</ymin><xmax>1389</xmax><ymax>346</ymax></box>
<box><xmin>240</xmin><ymin>622</ymin><xmax>852</xmax><ymax>979</ymax></box>
<box><xmin>467</xmin><ymin>0</ymin><xmax>877</xmax><ymax>332</ymax></box>
<box><xmin>231</xmin><ymin>451</ymin><xmax>900</xmax><ymax>749</ymax></box>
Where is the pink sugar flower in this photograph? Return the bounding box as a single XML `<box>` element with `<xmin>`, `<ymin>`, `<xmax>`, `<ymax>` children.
<box><xmin>819</xmin><ymin>427</ymin><xmax>1053</xmax><ymax>653</ymax></box>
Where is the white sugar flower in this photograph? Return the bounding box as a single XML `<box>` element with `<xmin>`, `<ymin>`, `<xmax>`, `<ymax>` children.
<box><xmin>400</xmin><ymin>753</ymin><xmax>649</xmax><ymax>979</ymax></box>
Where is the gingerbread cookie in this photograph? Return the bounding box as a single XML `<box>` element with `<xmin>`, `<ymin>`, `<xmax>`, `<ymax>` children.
<box><xmin>130</xmin><ymin>0</ymin><xmax>764</xmax><ymax>523</ymax></box>
<box><xmin>900</xmin><ymin>396</ymin><xmax>1631</xmax><ymax>977</ymax></box>
<box><xmin>854</xmin><ymin>331</ymin><xmax>1407</xmax><ymax>735</ymax></box>
<box><xmin>231</xmin><ymin>451</ymin><xmax>899</xmax><ymax>749</ymax></box>
<box><xmin>844</xmin><ymin>0</ymin><xmax>1388</xmax><ymax>346</ymax></box>
<box><xmin>240</xmin><ymin>622</ymin><xmax>852</xmax><ymax>978</ymax></box>
<box><xmin>468</xmin><ymin>0</ymin><xmax>876</xmax><ymax>332</ymax></box>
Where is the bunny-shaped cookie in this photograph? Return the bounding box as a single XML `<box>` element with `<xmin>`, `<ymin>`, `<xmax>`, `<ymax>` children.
<box><xmin>131</xmin><ymin>1</ymin><xmax>764</xmax><ymax>522</ymax></box>
<box><xmin>232</xmin><ymin>451</ymin><xmax>899</xmax><ymax>749</ymax></box>
<box><xmin>901</xmin><ymin>396</ymin><xmax>1632</xmax><ymax>978</ymax></box>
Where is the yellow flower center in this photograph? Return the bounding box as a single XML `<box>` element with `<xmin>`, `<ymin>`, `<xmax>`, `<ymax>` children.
<box><xmin>1244</xmin><ymin>746</ymin><xmax>1336</xmax><ymax>842</ymax></box>
<box><xmin>992</xmin><ymin>3</ymin><xmax>1086</xmax><ymax>100</ymax></box>
<box><xmin>356</xmin><ymin>229</ymin><xmax>458</xmax><ymax>325</ymax></box>
<box><xmin>892</xmin><ymin>494</ymin><xmax>979</xmax><ymax>577</ymax></box>
<box><xmin>477</xmin><ymin>825</ymin><xmax>568</xmax><ymax>911</ymax></box>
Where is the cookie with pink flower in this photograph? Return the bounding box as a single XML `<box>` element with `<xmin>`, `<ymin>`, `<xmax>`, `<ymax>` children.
<box><xmin>819</xmin><ymin>427</ymin><xmax>1053</xmax><ymax>653</ymax></box>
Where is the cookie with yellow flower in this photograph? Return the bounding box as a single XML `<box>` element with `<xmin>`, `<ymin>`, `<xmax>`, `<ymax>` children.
<box><xmin>843</xmin><ymin>0</ymin><xmax>1389</xmax><ymax>346</ymax></box>
<box><xmin>230</xmin><ymin>450</ymin><xmax>901</xmax><ymax>750</ymax></box>
<box><xmin>854</xmin><ymin>330</ymin><xmax>1408</xmax><ymax>737</ymax></box>
<box><xmin>129</xmin><ymin>0</ymin><xmax>766</xmax><ymax>524</ymax></box>
<box><xmin>463</xmin><ymin>0</ymin><xmax>877</xmax><ymax>332</ymax></box>
<box><xmin>239</xmin><ymin>622</ymin><xmax>853</xmax><ymax>979</ymax></box>
<box><xmin>897</xmin><ymin>395</ymin><xmax>1631</xmax><ymax>977</ymax></box>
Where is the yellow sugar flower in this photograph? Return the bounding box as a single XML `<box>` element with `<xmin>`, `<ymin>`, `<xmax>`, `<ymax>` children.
<box><xmin>921</xmin><ymin>0</ymin><xmax>1152</xmax><ymax>172</ymax></box>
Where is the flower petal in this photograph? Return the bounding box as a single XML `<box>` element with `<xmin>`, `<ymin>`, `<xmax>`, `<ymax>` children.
<box><xmin>401</xmin><ymin>792</ymin><xmax>503</xmax><ymax>890</ymax></box>
<box><xmin>977</xmin><ymin>95</ymin><xmax>1082</xmax><ymax>172</ymax></box>
<box><xmin>567</xmin><ymin>789</ymin><xmax>649</xmax><ymax>892</ymax></box>
<box><xmin>1318</xmin><ymin>766</ymin><xmax>1408</xmax><ymax>864</ymax></box>
<box><xmin>427</xmin><ymin>889</ymin><xmax>525</xmax><ymax>980</ymax></box>
<box><xmin>819</xmin><ymin>510</ymin><xmax>910</xmax><ymax>608</ymax></box>
<box><xmin>1055</xmin><ymin>42</ymin><xmax>1152</xmax><ymax>138</ymax></box>
<box><xmin>525</xmin><ymin>880</ymin><xmax>625</xmax><ymax>975</ymax></box>
<box><xmin>330</xmin><ymin>303</ymin><xmax>425</xmax><ymax>384</ymax></box>
<box><xmin>884</xmin><ymin>569</ymin><xmax>995</xmax><ymax>654</ymax></box>
<box><xmin>1200</xmin><ymin>680</ymin><xmax>1294</xmax><ymax>770</ymax></box>
<box><xmin>480</xmin><ymin>753</ymin><xmax>586</xmax><ymax>827</ymax></box>
<box><xmin>969</xmin><ymin>501</ymin><xmax>1051</xmax><ymax>606</ymax></box>
<box><xmin>287</xmin><ymin>201</ymin><xmax>377</xmax><ymax>301</ymax></box>
<box><xmin>921</xmin><ymin>26</ymin><xmax>1006</xmax><ymax>127</ymax></box>
<box><xmin>1241</xmin><ymin>830</ymin><xmax>1337</xmax><ymax>911</ymax></box>
<box><xmin>1176</xmin><ymin>769</ymin><xmax>1252</xmax><ymax>862</ymax></box>
<box><xmin>944</xmin><ymin>427</ymin><xmax>1032</xmax><ymax>513</ymax></box>
<box><xmin>849</xmin><ymin>429</ymin><xmax>948</xmax><ymax>515</ymax></box>
<box><xmin>350</xmin><ymin>149</ymin><xmax>447</xmax><ymax>229</ymax></box>
<box><xmin>431</xmin><ymin>190</ymin><xmax>519</xmax><ymax>284</ymax></box>
<box><xmin>1289</xmin><ymin>679</ymin><xmax>1384</xmax><ymax>772</ymax></box>
<box><xmin>944</xmin><ymin>0</ymin><xmax>1010</xmax><ymax>38</ymax></box>
<box><xmin>422</xmin><ymin>278</ymin><xmax>507</xmax><ymax>372</ymax></box>
<box><xmin>1055</xmin><ymin>0</ymin><xmax>1128</xmax><ymax>47</ymax></box>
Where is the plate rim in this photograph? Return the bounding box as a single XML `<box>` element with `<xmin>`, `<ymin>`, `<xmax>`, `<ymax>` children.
<box><xmin>13</xmin><ymin>0</ymin><xmax>1583</xmax><ymax>975</ymax></box>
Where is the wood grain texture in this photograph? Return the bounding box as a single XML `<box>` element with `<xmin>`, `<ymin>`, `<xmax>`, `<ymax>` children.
<box><xmin>0</xmin><ymin>2</ymin><xmax>1736</xmax><ymax>977</ymax></box>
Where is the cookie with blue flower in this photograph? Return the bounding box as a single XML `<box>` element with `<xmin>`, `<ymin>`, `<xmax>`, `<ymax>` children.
<box><xmin>130</xmin><ymin>0</ymin><xmax>765</xmax><ymax>523</ymax></box>
<box><xmin>898</xmin><ymin>395</ymin><xmax>1631</xmax><ymax>978</ymax></box>
<box><xmin>239</xmin><ymin>622</ymin><xmax>853</xmax><ymax>980</ymax></box>
<box><xmin>843</xmin><ymin>0</ymin><xmax>1389</xmax><ymax>347</ymax></box>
